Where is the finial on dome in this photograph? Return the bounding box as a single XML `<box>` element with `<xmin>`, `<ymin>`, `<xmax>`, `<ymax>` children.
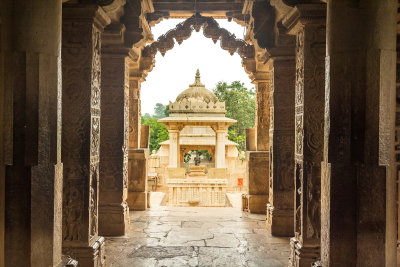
<box><xmin>194</xmin><ymin>69</ymin><xmax>201</xmax><ymax>84</ymax></box>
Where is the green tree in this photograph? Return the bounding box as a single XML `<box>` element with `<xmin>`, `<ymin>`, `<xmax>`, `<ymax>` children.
<box><xmin>141</xmin><ymin>116</ymin><xmax>169</xmax><ymax>153</ymax></box>
<box><xmin>213</xmin><ymin>81</ymin><xmax>255</xmax><ymax>151</ymax></box>
<box><xmin>153</xmin><ymin>103</ymin><xmax>168</xmax><ymax>118</ymax></box>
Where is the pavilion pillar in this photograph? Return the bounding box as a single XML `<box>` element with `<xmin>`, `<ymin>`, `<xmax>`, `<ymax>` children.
<box><xmin>128</xmin><ymin>77</ymin><xmax>141</xmax><ymax>149</ymax></box>
<box><xmin>254</xmin><ymin>75</ymin><xmax>270</xmax><ymax>151</ymax></box>
<box><xmin>168</xmin><ymin>129</ymin><xmax>180</xmax><ymax>168</ymax></box>
<box><xmin>62</xmin><ymin>5</ymin><xmax>110</xmax><ymax>266</ymax></box>
<box><xmin>215</xmin><ymin>128</ymin><xmax>227</xmax><ymax>168</ymax></box>
<box><xmin>98</xmin><ymin>28</ymin><xmax>131</xmax><ymax>236</ymax></box>
<box><xmin>266</xmin><ymin>55</ymin><xmax>296</xmax><ymax>236</ymax></box>
<box><xmin>318</xmin><ymin>1</ymin><xmax>397</xmax><ymax>266</ymax></box>
<box><xmin>2</xmin><ymin>0</ymin><xmax>63</xmax><ymax>266</ymax></box>
<box><xmin>283</xmin><ymin>4</ymin><xmax>326</xmax><ymax>266</ymax></box>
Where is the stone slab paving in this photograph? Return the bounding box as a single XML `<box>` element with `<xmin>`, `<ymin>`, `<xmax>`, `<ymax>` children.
<box><xmin>106</xmin><ymin>207</ymin><xmax>290</xmax><ymax>267</ymax></box>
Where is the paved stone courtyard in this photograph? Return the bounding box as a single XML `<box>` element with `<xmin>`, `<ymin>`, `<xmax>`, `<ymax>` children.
<box><xmin>105</xmin><ymin>206</ymin><xmax>290</xmax><ymax>267</ymax></box>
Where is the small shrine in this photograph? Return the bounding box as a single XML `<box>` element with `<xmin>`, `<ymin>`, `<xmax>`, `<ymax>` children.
<box><xmin>158</xmin><ymin>70</ymin><xmax>239</xmax><ymax>206</ymax></box>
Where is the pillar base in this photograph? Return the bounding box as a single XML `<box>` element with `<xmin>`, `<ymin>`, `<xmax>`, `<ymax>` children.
<box><xmin>60</xmin><ymin>255</ymin><xmax>78</xmax><ymax>267</ymax></box>
<box><xmin>128</xmin><ymin>192</ymin><xmax>148</xmax><ymax>211</ymax></box>
<box><xmin>289</xmin><ymin>237</ymin><xmax>319</xmax><ymax>267</ymax></box>
<box><xmin>63</xmin><ymin>236</ymin><xmax>105</xmax><ymax>267</ymax></box>
<box><xmin>243</xmin><ymin>194</ymin><xmax>269</xmax><ymax>214</ymax></box>
<box><xmin>98</xmin><ymin>202</ymin><xmax>129</xmax><ymax>236</ymax></box>
<box><xmin>266</xmin><ymin>204</ymin><xmax>294</xmax><ymax>236</ymax></box>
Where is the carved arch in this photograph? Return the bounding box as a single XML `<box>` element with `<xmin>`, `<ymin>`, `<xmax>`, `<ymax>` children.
<box><xmin>139</xmin><ymin>13</ymin><xmax>256</xmax><ymax>78</ymax></box>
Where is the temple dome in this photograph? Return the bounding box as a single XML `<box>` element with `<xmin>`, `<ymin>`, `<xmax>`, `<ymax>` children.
<box><xmin>175</xmin><ymin>69</ymin><xmax>219</xmax><ymax>104</ymax></box>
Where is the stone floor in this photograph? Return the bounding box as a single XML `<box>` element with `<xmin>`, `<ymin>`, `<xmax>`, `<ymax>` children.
<box><xmin>105</xmin><ymin>206</ymin><xmax>290</xmax><ymax>267</ymax></box>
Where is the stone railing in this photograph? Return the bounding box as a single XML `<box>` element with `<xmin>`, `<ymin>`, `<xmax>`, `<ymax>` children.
<box><xmin>167</xmin><ymin>178</ymin><xmax>227</xmax><ymax>207</ymax></box>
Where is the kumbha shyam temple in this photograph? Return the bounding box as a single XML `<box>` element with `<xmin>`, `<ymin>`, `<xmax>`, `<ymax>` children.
<box><xmin>0</xmin><ymin>0</ymin><xmax>399</xmax><ymax>266</ymax></box>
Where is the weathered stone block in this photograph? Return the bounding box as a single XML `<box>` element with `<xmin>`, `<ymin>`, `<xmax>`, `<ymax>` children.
<box><xmin>167</xmin><ymin>168</ymin><xmax>186</xmax><ymax>178</ymax></box>
<box><xmin>247</xmin><ymin>151</ymin><xmax>269</xmax><ymax>195</ymax></box>
<box><xmin>98</xmin><ymin>203</ymin><xmax>129</xmax><ymax>236</ymax></box>
<box><xmin>266</xmin><ymin>203</ymin><xmax>294</xmax><ymax>236</ymax></box>
<box><xmin>128</xmin><ymin>192</ymin><xmax>147</xmax><ymax>211</ymax></box>
<box><xmin>207</xmin><ymin>168</ymin><xmax>227</xmax><ymax>179</ymax></box>
<box><xmin>246</xmin><ymin>194</ymin><xmax>269</xmax><ymax>214</ymax></box>
<box><xmin>63</xmin><ymin>237</ymin><xmax>105</xmax><ymax>267</ymax></box>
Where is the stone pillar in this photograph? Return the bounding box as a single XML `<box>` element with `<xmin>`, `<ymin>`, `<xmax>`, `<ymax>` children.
<box><xmin>127</xmin><ymin>149</ymin><xmax>149</xmax><ymax>210</ymax></box>
<box><xmin>98</xmin><ymin>44</ymin><xmax>130</xmax><ymax>236</ymax></box>
<box><xmin>168</xmin><ymin>129</ymin><xmax>180</xmax><ymax>168</ymax></box>
<box><xmin>266</xmin><ymin>57</ymin><xmax>296</xmax><ymax>237</ymax></box>
<box><xmin>2</xmin><ymin>1</ymin><xmax>63</xmax><ymax>266</ymax></box>
<box><xmin>254</xmin><ymin>74</ymin><xmax>270</xmax><ymax>151</ymax></box>
<box><xmin>215</xmin><ymin>129</ymin><xmax>227</xmax><ymax>168</ymax></box>
<box><xmin>129</xmin><ymin>77</ymin><xmax>141</xmax><ymax>149</ymax></box>
<box><xmin>319</xmin><ymin>0</ymin><xmax>397</xmax><ymax>266</ymax></box>
<box><xmin>62</xmin><ymin>5</ymin><xmax>110</xmax><ymax>266</ymax></box>
<box><xmin>140</xmin><ymin>125</ymin><xmax>150</xmax><ymax>149</ymax></box>
<box><xmin>245</xmin><ymin>151</ymin><xmax>270</xmax><ymax>214</ymax></box>
<box><xmin>283</xmin><ymin>4</ymin><xmax>326</xmax><ymax>266</ymax></box>
<box><xmin>245</xmin><ymin>128</ymin><xmax>256</xmax><ymax>151</ymax></box>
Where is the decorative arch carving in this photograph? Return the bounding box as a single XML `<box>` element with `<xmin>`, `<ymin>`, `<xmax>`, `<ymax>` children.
<box><xmin>139</xmin><ymin>13</ymin><xmax>256</xmax><ymax>78</ymax></box>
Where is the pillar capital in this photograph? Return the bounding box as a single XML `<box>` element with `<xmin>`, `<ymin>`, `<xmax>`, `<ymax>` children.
<box><xmin>282</xmin><ymin>3</ymin><xmax>326</xmax><ymax>35</ymax></box>
<box><xmin>62</xmin><ymin>4</ymin><xmax>111</xmax><ymax>31</ymax></box>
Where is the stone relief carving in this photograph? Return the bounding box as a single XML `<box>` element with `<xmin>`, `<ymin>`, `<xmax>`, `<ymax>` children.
<box><xmin>90</xmin><ymin>164</ymin><xmax>99</xmax><ymax>238</ymax></box>
<box><xmin>63</xmin><ymin>181</ymin><xmax>83</xmax><ymax>241</ymax></box>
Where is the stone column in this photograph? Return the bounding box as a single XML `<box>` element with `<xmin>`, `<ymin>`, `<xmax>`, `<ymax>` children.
<box><xmin>2</xmin><ymin>1</ymin><xmax>63</xmax><ymax>266</ymax></box>
<box><xmin>168</xmin><ymin>129</ymin><xmax>180</xmax><ymax>168</ymax></box>
<box><xmin>62</xmin><ymin>5</ymin><xmax>110</xmax><ymax>266</ymax></box>
<box><xmin>128</xmin><ymin>77</ymin><xmax>141</xmax><ymax>149</ymax></box>
<box><xmin>266</xmin><ymin>57</ymin><xmax>296</xmax><ymax>236</ymax></box>
<box><xmin>283</xmin><ymin>4</ymin><xmax>326</xmax><ymax>266</ymax></box>
<box><xmin>215</xmin><ymin>129</ymin><xmax>227</xmax><ymax>168</ymax></box>
<box><xmin>254</xmin><ymin>73</ymin><xmax>270</xmax><ymax>151</ymax></box>
<box><xmin>98</xmin><ymin>35</ymin><xmax>131</xmax><ymax>236</ymax></box>
<box><xmin>319</xmin><ymin>0</ymin><xmax>397</xmax><ymax>266</ymax></box>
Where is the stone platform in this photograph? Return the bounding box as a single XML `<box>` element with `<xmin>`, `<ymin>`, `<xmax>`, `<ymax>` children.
<box><xmin>105</xmin><ymin>206</ymin><xmax>290</xmax><ymax>266</ymax></box>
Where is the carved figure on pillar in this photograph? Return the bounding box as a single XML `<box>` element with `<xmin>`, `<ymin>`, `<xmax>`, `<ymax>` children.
<box><xmin>282</xmin><ymin>3</ymin><xmax>326</xmax><ymax>266</ymax></box>
<box><xmin>61</xmin><ymin>4</ymin><xmax>110</xmax><ymax>266</ymax></box>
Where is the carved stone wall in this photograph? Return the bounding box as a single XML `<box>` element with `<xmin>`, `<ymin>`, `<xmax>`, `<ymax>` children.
<box><xmin>62</xmin><ymin>4</ymin><xmax>110</xmax><ymax>266</ymax></box>
<box><xmin>256</xmin><ymin>81</ymin><xmax>270</xmax><ymax>151</ymax></box>
<box><xmin>99</xmin><ymin>54</ymin><xmax>130</xmax><ymax>236</ymax></box>
<box><xmin>266</xmin><ymin>58</ymin><xmax>296</xmax><ymax>237</ymax></box>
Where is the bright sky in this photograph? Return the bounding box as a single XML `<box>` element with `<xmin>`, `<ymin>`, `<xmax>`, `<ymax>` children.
<box><xmin>141</xmin><ymin>19</ymin><xmax>253</xmax><ymax>115</ymax></box>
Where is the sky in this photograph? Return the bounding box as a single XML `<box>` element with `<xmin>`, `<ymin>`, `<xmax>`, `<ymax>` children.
<box><xmin>140</xmin><ymin>18</ymin><xmax>253</xmax><ymax>115</ymax></box>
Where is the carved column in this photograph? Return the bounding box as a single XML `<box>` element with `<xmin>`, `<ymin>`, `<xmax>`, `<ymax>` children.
<box><xmin>283</xmin><ymin>4</ymin><xmax>326</xmax><ymax>266</ymax></box>
<box><xmin>128</xmin><ymin>76</ymin><xmax>141</xmax><ymax>149</ymax></box>
<box><xmin>266</xmin><ymin>56</ymin><xmax>296</xmax><ymax>236</ymax></box>
<box><xmin>254</xmin><ymin>73</ymin><xmax>270</xmax><ymax>151</ymax></box>
<box><xmin>62</xmin><ymin>5</ymin><xmax>110</xmax><ymax>266</ymax></box>
<box><xmin>3</xmin><ymin>0</ymin><xmax>63</xmax><ymax>266</ymax></box>
<box><xmin>98</xmin><ymin>27</ymin><xmax>131</xmax><ymax>236</ymax></box>
<box><xmin>319</xmin><ymin>0</ymin><xmax>397</xmax><ymax>266</ymax></box>
<box><xmin>127</xmin><ymin>149</ymin><xmax>149</xmax><ymax>210</ymax></box>
<box><xmin>244</xmin><ymin>72</ymin><xmax>271</xmax><ymax>214</ymax></box>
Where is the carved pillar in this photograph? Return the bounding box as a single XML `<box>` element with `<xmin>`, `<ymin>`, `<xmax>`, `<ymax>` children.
<box><xmin>62</xmin><ymin>5</ymin><xmax>110</xmax><ymax>266</ymax></box>
<box><xmin>128</xmin><ymin>77</ymin><xmax>141</xmax><ymax>149</ymax></box>
<box><xmin>283</xmin><ymin>4</ymin><xmax>326</xmax><ymax>266</ymax></box>
<box><xmin>98</xmin><ymin>35</ymin><xmax>131</xmax><ymax>236</ymax></box>
<box><xmin>319</xmin><ymin>0</ymin><xmax>397</xmax><ymax>266</ymax></box>
<box><xmin>3</xmin><ymin>0</ymin><xmax>63</xmax><ymax>266</ymax></box>
<box><xmin>215</xmin><ymin>129</ymin><xmax>227</xmax><ymax>168</ymax></box>
<box><xmin>168</xmin><ymin>129</ymin><xmax>180</xmax><ymax>168</ymax></box>
<box><xmin>254</xmin><ymin>74</ymin><xmax>270</xmax><ymax>151</ymax></box>
<box><xmin>266</xmin><ymin>56</ymin><xmax>296</xmax><ymax>236</ymax></box>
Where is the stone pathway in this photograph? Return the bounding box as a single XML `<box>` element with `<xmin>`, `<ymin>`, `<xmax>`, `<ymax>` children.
<box><xmin>105</xmin><ymin>207</ymin><xmax>290</xmax><ymax>267</ymax></box>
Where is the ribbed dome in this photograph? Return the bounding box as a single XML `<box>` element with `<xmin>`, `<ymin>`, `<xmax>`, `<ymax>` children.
<box><xmin>175</xmin><ymin>70</ymin><xmax>219</xmax><ymax>104</ymax></box>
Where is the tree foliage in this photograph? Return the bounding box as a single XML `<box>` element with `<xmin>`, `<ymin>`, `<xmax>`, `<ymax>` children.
<box><xmin>141</xmin><ymin>103</ymin><xmax>169</xmax><ymax>153</ymax></box>
<box><xmin>213</xmin><ymin>81</ymin><xmax>255</xmax><ymax>151</ymax></box>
